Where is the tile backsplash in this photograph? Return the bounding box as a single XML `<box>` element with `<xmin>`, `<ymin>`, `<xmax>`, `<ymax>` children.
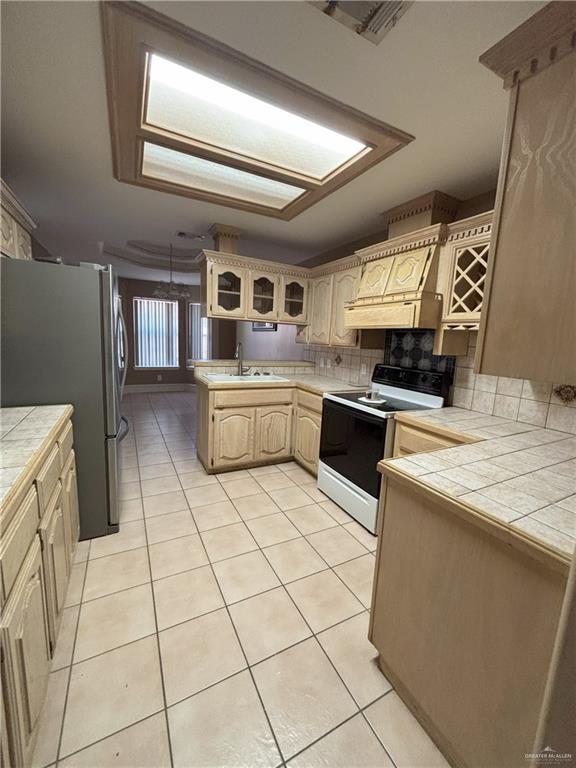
<box><xmin>453</xmin><ymin>333</ymin><xmax>576</xmax><ymax>434</ymax></box>
<box><xmin>302</xmin><ymin>345</ymin><xmax>384</xmax><ymax>387</ymax></box>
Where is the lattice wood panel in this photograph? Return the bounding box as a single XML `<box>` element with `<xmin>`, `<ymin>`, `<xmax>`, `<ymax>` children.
<box><xmin>448</xmin><ymin>243</ymin><xmax>489</xmax><ymax>318</ymax></box>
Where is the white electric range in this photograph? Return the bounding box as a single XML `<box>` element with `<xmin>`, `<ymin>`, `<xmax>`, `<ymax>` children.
<box><xmin>317</xmin><ymin>364</ymin><xmax>450</xmax><ymax>534</ymax></box>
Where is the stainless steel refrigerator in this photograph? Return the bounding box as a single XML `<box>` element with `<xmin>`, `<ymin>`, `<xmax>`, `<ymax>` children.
<box><xmin>1</xmin><ymin>259</ymin><xmax>128</xmax><ymax>539</ymax></box>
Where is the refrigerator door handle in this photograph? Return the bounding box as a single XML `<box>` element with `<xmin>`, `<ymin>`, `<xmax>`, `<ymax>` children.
<box><xmin>118</xmin><ymin>301</ymin><xmax>129</xmax><ymax>398</ymax></box>
<box><xmin>118</xmin><ymin>415</ymin><xmax>130</xmax><ymax>443</ymax></box>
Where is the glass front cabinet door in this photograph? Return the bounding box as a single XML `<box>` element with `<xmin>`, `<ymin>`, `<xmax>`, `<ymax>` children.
<box><xmin>248</xmin><ymin>271</ymin><xmax>279</xmax><ymax>320</ymax></box>
<box><xmin>210</xmin><ymin>263</ymin><xmax>247</xmax><ymax>318</ymax></box>
<box><xmin>279</xmin><ymin>276</ymin><xmax>308</xmax><ymax>324</ymax></box>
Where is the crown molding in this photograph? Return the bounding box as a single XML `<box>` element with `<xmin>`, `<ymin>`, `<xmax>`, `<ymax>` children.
<box><xmin>0</xmin><ymin>180</ymin><xmax>36</xmax><ymax>232</ymax></box>
<box><xmin>446</xmin><ymin>210</ymin><xmax>493</xmax><ymax>242</ymax></box>
<box><xmin>355</xmin><ymin>223</ymin><xmax>447</xmax><ymax>263</ymax></box>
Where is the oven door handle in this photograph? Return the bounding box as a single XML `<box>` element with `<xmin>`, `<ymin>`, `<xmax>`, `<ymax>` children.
<box><xmin>322</xmin><ymin>399</ymin><xmax>387</xmax><ymax>426</ymax></box>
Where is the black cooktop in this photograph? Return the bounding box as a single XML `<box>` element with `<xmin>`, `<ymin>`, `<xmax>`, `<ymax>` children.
<box><xmin>330</xmin><ymin>391</ymin><xmax>430</xmax><ymax>412</ymax></box>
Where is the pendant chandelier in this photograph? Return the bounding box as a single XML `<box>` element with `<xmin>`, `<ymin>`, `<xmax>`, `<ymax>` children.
<box><xmin>152</xmin><ymin>243</ymin><xmax>191</xmax><ymax>300</ymax></box>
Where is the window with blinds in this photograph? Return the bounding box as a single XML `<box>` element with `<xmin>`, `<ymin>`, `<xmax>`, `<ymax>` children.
<box><xmin>134</xmin><ymin>297</ymin><xmax>179</xmax><ymax>368</ymax></box>
<box><xmin>188</xmin><ymin>303</ymin><xmax>211</xmax><ymax>362</ymax></box>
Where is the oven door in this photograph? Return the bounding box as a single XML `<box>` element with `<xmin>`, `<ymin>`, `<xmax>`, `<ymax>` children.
<box><xmin>319</xmin><ymin>399</ymin><xmax>392</xmax><ymax>499</ymax></box>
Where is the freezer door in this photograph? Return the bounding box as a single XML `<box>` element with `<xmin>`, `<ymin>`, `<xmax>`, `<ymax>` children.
<box><xmin>101</xmin><ymin>268</ymin><xmax>122</xmax><ymax>437</ymax></box>
<box><xmin>106</xmin><ymin>435</ymin><xmax>120</xmax><ymax>527</ymax></box>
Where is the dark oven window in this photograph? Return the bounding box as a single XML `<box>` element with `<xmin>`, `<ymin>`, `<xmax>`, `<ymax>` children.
<box><xmin>320</xmin><ymin>400</ymin><xmax>388</xmax><ymax>499</ymax></box>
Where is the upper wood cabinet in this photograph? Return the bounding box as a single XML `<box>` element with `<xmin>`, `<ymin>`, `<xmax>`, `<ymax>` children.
<box><xmin>308</xmin><ymin>275</ymin><xmax>333</xmax><ymax>345</ymax></box>
<box><xmin>476</xmin><ymin>4</ymin><xmax>576</xmax><ymax>382</ymax></box>
<box><xmin>0</xmin><ymin>181</ymin><xmax>36</xmax><ymax>261</ymax></box>
<box><xmin>386</xmin><ymin>250</ymin><xmax>429</xmax><ymax>294</ymax></box>
<box><xmin>209</xmin><ymin>263</ymin><xmax>247</xmax><ymax>319</ymax></box>
<box><xmin>356</xmin><ymin>258</ymin><xmax>394</xmax><ymax>299</ymax></box>
<box><xmin>248</xmin><ymin>271</ymin><xmax>279</xmax><ymax>321</ymax></box>
<box><xmin>279</xmin><ymin>277</ymin><xmax>308</xmax><ymax>324</ymax></box>
<box><xmin>330</xmin><ymin>267</ymin><xmax>360</xmax><ymax>347</ymax></box>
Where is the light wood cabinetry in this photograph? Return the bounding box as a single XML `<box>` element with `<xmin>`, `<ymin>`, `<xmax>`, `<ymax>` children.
<box><xmin>0</xmin><ymin>412</ymin><xmax>79</xmax><ymax>768</ymax></box>
<box><xmin>209</xmin><ymin>262</ymin><xmax>247</xmax><ymax>318</ymax></box>
<box><xmin>248</xmin><ymin>271</ymin><xmax>279</xmax><ymax>321</ymax></box>
<box><xmin>1</xmin><ymin>181</ymin><xmax>36</xmax><ymax>261</ymax></box>
<box><xmin>392</xmin><ymin>417</ymin><xmax>477</xmax><ymax>458</ymax></box>
<box><xmin>255</xmin><ymin>406</ymin><xmax>292</xmax><ymax>462</ymax></box>
<box><xmin>308</xmin><ymin>275</ymin><xmax>333</xmax><ymax>345</ymax></box>
<box><xmin>476</xmin><ymin>4</ymin><xmax>576</xmax><ymax>382</ymax></box>
<box><xmin>279</xmin><ymin>276</ymin><xmax>308</xmax><ymax>324</ymax></box>
<box><xmin>329</xmin><ymin>267</ymin><xmax>360</xmax><ymax>347</ymax></box>
<box><xmin>213</xmin><ymin>408</ymin><xmax>255</xmax><ymax>468</ymax></box>
<box><xmin>293</xmin><ymin>407</ymin><xmax>321</xmax><ymax>475</ymax></box>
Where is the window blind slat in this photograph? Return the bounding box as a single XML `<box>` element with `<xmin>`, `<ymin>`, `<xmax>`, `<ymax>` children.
<box><xmin>188</xmin><ymin>303</ymin><xmax>211</xmax><ymax>361</ymax></box>
<box><xmin>134</xmin><ymin>297</ymin><xmax>179</xmax><ymax>368</ymax></box>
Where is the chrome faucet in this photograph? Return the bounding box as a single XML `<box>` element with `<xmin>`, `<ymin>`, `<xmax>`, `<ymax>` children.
<box><xmin>234</xmin><ymin>342</ymin><xmax>250</xmax><ymax>376</ymax></box>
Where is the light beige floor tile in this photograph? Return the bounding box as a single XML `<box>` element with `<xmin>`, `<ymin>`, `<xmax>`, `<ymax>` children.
<box><xmin>248</xmin><ymin>464</ymin><xmax>283</xmax><ymax>478</ymax></box>
<box><xmin>145</xmin><ymin>509</ymin><xmax>197</xmax><ymax>544</ymax></box>
<box><xmin>174</xmin><ymin>459</ymin><xmax>204</xmax><ymax>474</ymax></box>
<box><xmin>216</xmin><ymin>469</ymin><xmax>253</xmax><ymax>483</ymax></box>
<box><xmin>365</xmin><ymin>692</ymin><xmax>450</xmax><ymax>768</ymax></box>
<box><xmin>269</xmin><ymin>486</ymin><xmax>315</xmax><ymax>511</ymax></box>
<box><xmin>191</xmin><ymin>499</ymin><xmax>241</xmax><ymax>531</ymax></box>
<box><xmin>119</xmin><ymin>481</ymin><xmax>141</xmax><ymax>501</ymax></box>
<box><xmin>119</xmin><ymin>498</ymin><xmax>144</xmax><ymax>523</ymax></box>
<box><xmin>89</xmin><ymin>521</ymin><xmax>147</xmax><ymax>560</ymax></box>
<box><xmin>168</xmin><ymin>670</ymin><xmax>280</xmax><ymax>768</ymax></box>
<box><xmin>256</xmin><ymin>473</ymin><xmax>297</xmax><ymax>492</ymax></box>
<box><xmin>142</xmin><ymin>490</ymin><xmax>188</xmax><ymax>518</ymax></box>
<box><xmin>178</xmin><ymin>471</ymin><xmax>218</xmax><ymax>489</ymax></box>
<box><xmin>51</xmin><ymin>605</ymin><xmax>79</xmax><ymax>670</ymax></box>
<box><xmin>278</xmin><ymin>461</ymin><xmax>300</xmax><ymax>473</ymax></box>
<box><xmin>232</xmin><ymin>492</ymin><xmax>281</xmax><ymax>520</ymax></box>
<box><xmin>299</xmin><ymin>483</ymin><xmax>330</xmax><ymax>503</ymax></box>
<box><xmin>73</xmin><ymin>540</ymin><xmax>90</xmax><ymax>563</ymax></box>
<box><xmin>252</xmin><ymin>637</ymin><xmax>357</xmax><ymax>760</ymax></box>
<box><xmin>201</xmin><ymin>521</ymin><xmax>258</xmax><ymax>562</ymax></box>
<box><xmin>138</xmin><ymin>463</ymin><xmax>176</xmax><ymax>480</ymax></box>
<box><xmin>288</xmin><ymin>714</ymin><xmax>394</xmax><ymax>768</ymax></box>
<box><xmin>319</xmin><ymin>499</ymin><xmax>352</xmax><ymax>524</ymax></box>
<box><xmin>83</xmin><ymin>548</ymin><xmax>149</xmax><ymax>602</ymax></box>
<box><xmin>342</xmin><ymin>520</ymin><xmax>378</xmax><ymax>551</ymax></box>
<box><xmin>160</xmin><ymin>608</ymin><xmax>246</xmax><ymax>705</ymax></box>
<box><xmin>149</xmin><ymin>534</ymin><xmax>208</xmax><ymax>580</ymax></box>
<box><xmin>213</xmin><ymin>550</ymin><xmax>280</xmax><ymax>604</ymax></box>
<box><xmin>317</xmin><ymin>612</ymin><xmax>391</xmax><ymax>708</ymax></box>
<box><xmin>263</xmin><ymin>538</ymin><xmax>328</xmax><ymax>583</ymax></box>
<box><xmin>64</xmin><ymin>561</ymin><xmax>86</xmax><ymax>607</ymax></box>
<box><xmin>119</xmin><ymin>454</ymin><xmax>138</xmax><ymax>469</ymax></box>
<box><xmin>185</xmin><ymin>483</ymin><xmax>228</xmax><ymax>509</ymax></box>
<box><xmin>153</xmin><ymin>565</ymin><xmax>224</xmax><ymax>631</ymax></box>
<box><xmin>74</xmin><ymin>584</ymin><xmax>155</xmax><ymax>662</ymax></box>
<box><xmin>229</xmin><ymin>587</ymin><xmax>311</xmax><ymax>664</ymax></box>
<box><xmin>334</xmin><ymin>554</ymin><xmax>376</xmax><ymax>608</ymax></box>
<box><xmin>246</xmin><ymin>512</ymin><xmax>301</xmax><ymax>547</ymax></box>
<box><xmin>287</xmin><ymin>569</ymin><xmax>363</xmax><ymax>633</ymax></box>
<box><xmin>141</xmin><ymin>475</ymin><xmax>182</xmax><ymax>498</ymax></box>
<box><xmin>169</xmin><ymin>449</ymin><xmax>198</xmax><ymax>462</ymax></box>
<box><xmin>59</xmin><ymin>713</ymin><xmax>171</xmax><ymax>768</ymax></box>
<box><xmin>283</xmin><ymin>466</ymin><xmax>317</xmax><ymax>485</ymax></box>
<box><xmin>31</xmin><ymin>668</ymin><xmax>69</xmax><ymax>768</ymax></box>
<box><xmin>222</xmin><ymin>477</ymin><xmax>263</xmax><ymax>499</ymax></box>
<box><xmin>285</xmin><ymin>504</ymin><xmax>338</xmax><ymax>535</ymax></box>
<box><xmin>307</xmin><ymin>526</ymin><xmax>367</xmax><ymax>566</ymax></box>
<box><xmin>60</xmin><ymin>636</ymin><xmax>164</xmax><ymax>759</ymax></box>
<box><xmin>119</xmin><ymin>466</ymin><xmax>139</xmax><ymax>483</ymax></box>
<box><xmin>138</xmin><ymin>452</ymin><xmax>171</xmax><ymax>467</ymax></box>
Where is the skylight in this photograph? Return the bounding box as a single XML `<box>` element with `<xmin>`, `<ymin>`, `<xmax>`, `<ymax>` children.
<box><xmin>145</xmin><ymin>54</ymin><xmax>367</xmax><ymax>181</ymax></box>
<box><xmin>101</xmin><ymin>2</ymin><xmax>414</xmax><ymax>219</ymax></box>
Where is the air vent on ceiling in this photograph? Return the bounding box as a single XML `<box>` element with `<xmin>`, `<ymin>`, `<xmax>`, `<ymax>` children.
<box><xmin>310</xmin><ymin>1</ymin><xmax>412</xmax><ymax>44</ymax></box>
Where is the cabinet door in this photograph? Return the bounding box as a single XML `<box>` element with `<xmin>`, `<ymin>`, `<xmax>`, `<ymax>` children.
<box><xmin>256</xmin><ymin>406</ymin><xmax>292</xmax><ymax>462</ymax></box>
<box><xmin>308</xmin><ymin>276</ymin><xmax>333</xmax><ymax>345</ymax></box>
<box><xmin>356</xmin><ymin>257</ymin><xmax>393</xmax><ymax>299</ymax></box>
<box><xmin>213</xmin><ymin>408</ymin><xmax>255</xmax><ymax>469</ymax></box>
<box><xmin>209</xmin><ymin>263</ymin><xmax>247</xmax><ymax>318</ymax></box>
<box><xmin>248</xmin><ymin>272</ymin><xmax>279</xmax><ymax>321</ymax></box>
<box><xmin>0</xmin><ymin>209</ymin><xmax>17</xmax><ymax>259</ymax></box>
<box><xmin>1</xmin><ymin>537</ymin><xmax>52</xmax><ymax>768</ymax></box>
<box><xmin>279</xmin><ymin>277</ymin><xmax>308</xmax><ymax>324</ymax></box>
<box><xmin>386</xmin><ymin>249</ymin><xmax>430</xmax><ymax>294</ymax></box>
<box><xmin>61</xmin><ymin>451</ymin><xmax>80</xmax><ymax>561</ymax></box>
<box><xmin>330</xmin><ymin>267</ymin><xmax>360</xmax><ymax>347</ymax></box>
<box><xmin>38</xmin><ymin>483</ymin><xmax>70</xmax><ymax>645</ymax></box>
<box><xmin>293</xmin><ymin>407</ymin><xmax>321</xmax><ymax>475</ymax></box>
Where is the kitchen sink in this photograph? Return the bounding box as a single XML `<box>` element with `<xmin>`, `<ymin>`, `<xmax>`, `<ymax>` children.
<box><xmin>203</xmin><ymin>374</ymin><xmax>290</xmax><ymax>382</ymax></box>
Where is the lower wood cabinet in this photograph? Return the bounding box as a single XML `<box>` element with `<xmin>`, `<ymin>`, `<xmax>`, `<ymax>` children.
<box><xmin>393</xmin><ymin>419</ymin><xmax>476</xmax><ymax>458</ymax></box>
<box><xmin>213</xmin><ymin>408</ymin><xmax>255</xmax><ymax>468</ymax></box>
<box><xmin>255</xmin><ymin>406</ymin><xmax>292</xmax><ymax>462</ymax></box>
<box><xmin>293</xmin><ymin>407</ymin><xmax>321</xmax><ymax>475</ymax></box>
<box><xmin>61</xmin><ymin>451</ymin><xmax>80</xmax><ymax>557</ymax></box>
<box><xmin>38</xmin><ymin>482</ymin><xmax>70</xmax><ymax>646</ymax></box>
<box><xmin>1</xmin><ymin>537</ymin><xmax>52</xmax><ymax>768</ymax></box>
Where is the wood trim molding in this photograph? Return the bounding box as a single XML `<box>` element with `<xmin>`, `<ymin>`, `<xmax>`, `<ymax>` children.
<box><xmin>381</xmin><ymin>190</ymin><xmax>460</xmax><ymax>226</ymax></box>
<box><xmin>355</xmin><ymin>223</ymin><xmax>447</xmax><ymax>263</ymax></box>
<box><xmin>100</xmin><ymin>1</ymin><xmax>414</xmax><ymax>220</ymax></box>
<box><xmin>309</xmin><ymin>252</ymin><xmax>360</xmax><ymax>277</ymax></box>
<box><xmin>201</xmin><ymin>250</ymin><xmax>309</xmax><ymax>278</ymax></box>
<box><xmin>0</xmin><ymin>180</ymin><xmax>36</xmax><ymax>233</ymax></box>
<box><xmin>445</xmin><ymin>210</ymin><xmax>493</xmax><ymax>242</ymax></box>
<box><xmin>480</xmin><ymin>2</ymin><xmax>576</xmax><ymax>88</ymax></box>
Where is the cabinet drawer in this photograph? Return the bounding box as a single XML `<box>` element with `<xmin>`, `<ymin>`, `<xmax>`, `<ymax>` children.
<box><xmin>394</xmin><ymin>423</ymin><xmax>458</xmax><ymax>455</ymax></box>
<box><xmin>58</xmin><ymin>420</ymin><xmax>74</xmax><ymax>466</ymax></box>
<box><xmin>344</xmin><ymin>302</ymin><xmax>416</xmax><ymax>329</ymax></box>
<box><xmin>295</xmin><ymin>389</ymin><xmax>323</xmax><ymax>414</ymax></box>
<box><xmin>0</xmin><ymin>487</ymin><xmax>40</xmax><ymax>603</ymax></box>
<box><xmin>214</xmin><ymin>388</ymin><xmax>293</xmax><ymax>409</ymax></box>
<box><xmin>35</xmin><ymin>444</ymin><xmax>61</xmax><ymax>511</ymax></box>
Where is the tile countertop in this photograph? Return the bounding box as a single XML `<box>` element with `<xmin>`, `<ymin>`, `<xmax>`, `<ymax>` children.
<box><xmin>379</xmin><ymin>407</ymin><xmax>576</xmax><ymax>558</ymax></box>
<box><xmin>0</xmin><ymin>404</ymin><xmax>73</xmax><ymax>507</ymax></box>
<box><xmin>194</xmin><ymin>371</ymin><xmax>359</xmax><ymax>396</ymax></box>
